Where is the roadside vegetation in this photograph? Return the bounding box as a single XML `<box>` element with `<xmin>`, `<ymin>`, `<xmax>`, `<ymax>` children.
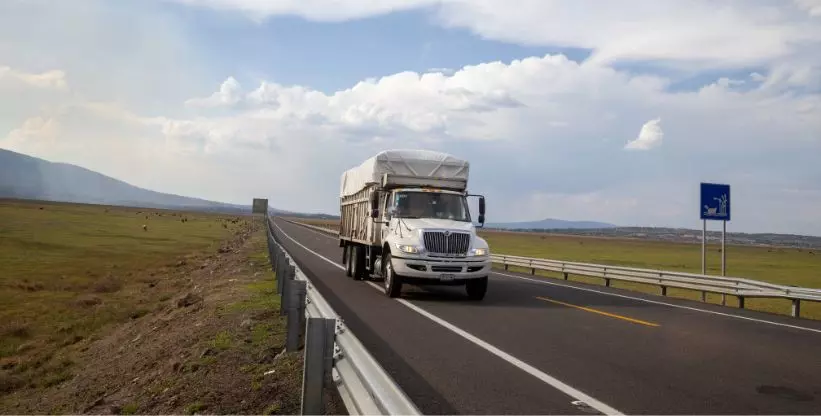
<box><xmin>293</xmin><ymin>217</ymin><xmax>821</xmax><ymax>320</ymax></box>
<box><xmin>0</xmin><ymin>200</ymin><xmax>343</xmax><ymax>414</ymax></box>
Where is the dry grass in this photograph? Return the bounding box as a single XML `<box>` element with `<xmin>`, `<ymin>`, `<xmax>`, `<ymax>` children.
<box><xmin>0</xmin><ymin>199</ymin><xmax>250</xmax><ymax>392</ymax></box>
<box><xmin>482</xmin><ymin>229</ymin><xmax>821</xmax><ymax>319</ymax></box>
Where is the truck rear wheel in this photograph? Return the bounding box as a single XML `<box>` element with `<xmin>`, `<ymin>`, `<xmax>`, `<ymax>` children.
<box><xmin>344</xmin><ymin>245</ymin><xmax>353</xmax><ymax>277</ymax></box>
<box><xmin>465</xmin><ymin>276</ymin><xmax>488</xmax><ymax>301</ymax></box>
<box><xmin>383</xmin><ymin>253</ymin><xmax>403</xmax><ymax>298</ymax></box>
<box><xmin>352</xmin><ymin>245</ymin><xmax>366</xmax><ymax>281</ymax></box>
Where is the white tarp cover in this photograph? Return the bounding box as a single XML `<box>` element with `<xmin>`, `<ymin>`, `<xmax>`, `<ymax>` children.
<box><xmin>340</xmin><ymin>149</ymin><xmax>469</xmax><ymax>197</ymax></box>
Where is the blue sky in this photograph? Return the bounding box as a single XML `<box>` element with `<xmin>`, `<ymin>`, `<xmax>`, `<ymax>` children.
<box><xmin>168</xmin><ymin>4</ymin><xmax>591</xmax><ymax>93</ymax></box>
<box><xmin>1</xmin><ymin>0</ymin><xmax>820</xmax><ymax>235</ymax></box>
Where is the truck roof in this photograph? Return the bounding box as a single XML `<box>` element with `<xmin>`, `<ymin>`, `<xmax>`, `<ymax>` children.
<box><xmin>340</xmin><ymin>149</ymin><xmax>469</xmax><ymax>198</ymax></box>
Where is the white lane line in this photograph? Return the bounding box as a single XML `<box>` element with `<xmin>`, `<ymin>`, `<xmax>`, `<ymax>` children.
<box><xmin>493</xmin><ymin>271</ymin><xmax>821</xmax><ymax>335</ymax></box>
<box><xmin>362</xmin><ymin>283</ymin><xmax>622</xmax><ymax>415</ymax></box>
<box><xmin>283</xmin><ymin>220</ymin><xmax>821</xmax><ymax>334</ymax></box>
<box><xmin>273</xmin><ymin>220</ymin><xmax>624</xmax><ymax>416</ymax></box>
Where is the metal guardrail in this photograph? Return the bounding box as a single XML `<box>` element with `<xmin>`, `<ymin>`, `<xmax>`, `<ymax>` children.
<box><xmin>492</xmin><ymin>254</ymin><xmax>821</xmax><ymax>318</ymax></box>
<box><xmin>287</xmin><ymin>220</ymin><xmax>821</xmax><ymax>319</ymax></box>
<box><xmin>265</xmin><ymin>216</ymin><xmax>420</xmax><ymax>415</ymax></box>
<box><xmin>289</xmin><ymin>221</ymin><xmax>339</xmax><ymax>235</ymax></box>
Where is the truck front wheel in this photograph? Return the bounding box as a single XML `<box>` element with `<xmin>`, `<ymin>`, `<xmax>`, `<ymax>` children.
<box><xmin>465</xmin><ymin>276</ymin><xmax>488</xmax><ymax>301</ymax></box>
<box><xmin>383</xmin><ymin>253</ymin><xmax>403</xmax><ymax>298</ymax></box>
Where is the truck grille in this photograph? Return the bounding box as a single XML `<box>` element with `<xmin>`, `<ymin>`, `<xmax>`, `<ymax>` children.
<box><xmin>422</xmin><ymin>231</ymin><xmax>470</xmax><ymax>256</ymax></box>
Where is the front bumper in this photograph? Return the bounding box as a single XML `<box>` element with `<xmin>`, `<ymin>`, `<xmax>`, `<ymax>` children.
<box><xmin>391</xmin><ymin>255</ymin><xmax>491</xmax><ymax>281</ymax></box>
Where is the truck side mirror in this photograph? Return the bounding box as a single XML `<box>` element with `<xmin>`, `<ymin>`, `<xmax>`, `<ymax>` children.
<box><xmin>478</xmin><ymin>196</ymin><xmax>485</xmax><ymax>225</ymax></box>
<box><xmin>370</xmin><ymin>191</ymin><xmax>380</xmax><ymax>219</ymax></box>
<box><xmin>479</xmin><ymin>196</ymin><xmax>485</xmax><ymax>216</ymax></box>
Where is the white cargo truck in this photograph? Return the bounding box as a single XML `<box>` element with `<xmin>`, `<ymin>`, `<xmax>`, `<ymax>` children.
<box><xmin>339</xmin><ymin>149</ymin><xmax>491</xmax><ymax>300</ymax></box>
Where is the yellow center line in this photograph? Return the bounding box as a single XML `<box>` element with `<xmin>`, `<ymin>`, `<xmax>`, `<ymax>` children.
<box><xmin>536</xmin><ymin>296</ymin><xmax>660</xmax><ymax>327</ymax></box>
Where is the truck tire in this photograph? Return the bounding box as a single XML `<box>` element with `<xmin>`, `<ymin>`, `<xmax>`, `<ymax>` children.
<box><xmin>352</xmin><ymin>245</ymin><xmax>366</xmax><ymax>281</ymax></box>
<box><xmin>465</xmin><ymin>276</ymin><xmax>488</xmax><ymax>300</ymax></box>
<box><xmin>382</xmin><ymin>253</ymin><xmax>403</xmax><ymax>298</ymax></box>
<box><xmin>344</xmin><ymin>245</ymin><xmax>353</xmax><ymax>278</ymax></box>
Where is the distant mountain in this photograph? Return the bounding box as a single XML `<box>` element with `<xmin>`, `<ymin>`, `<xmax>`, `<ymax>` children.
<box><xmin>0</xmin><ymin>148</ymin><xmax>282</xmax><ymax>214</ymax></box>
<box><xmin>486</xmin><ymin>218</ymin><xmax>618</xmax><ymax>230</ymax></box>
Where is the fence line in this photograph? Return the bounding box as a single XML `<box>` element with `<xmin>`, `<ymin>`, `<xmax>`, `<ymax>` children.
<box><xmin>286</xmin><ymin>219</ymin><xmax>821</xmax><ymax>318</ymax></box>
<box><xmin>265</xmin><ymin>216</ymin><xmax>420</xmax><ymax>415</ymax></box>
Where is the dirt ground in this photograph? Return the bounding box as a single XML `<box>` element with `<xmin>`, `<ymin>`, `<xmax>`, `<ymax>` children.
<box><xmin>0</xmin><ymin>220</ymin><xmax>345</xmax><ymax>415</ymax></box>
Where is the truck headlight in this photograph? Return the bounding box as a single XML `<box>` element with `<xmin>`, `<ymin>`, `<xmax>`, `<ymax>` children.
<box><xmin>395</xmin><ymin>243</ymin><xmax>422</xmax><ymax>254</ymax></box>
<box><xmin>470</xmin><ymin>248</ymin><xmax>488</xmax><ymax>256</ymax></box>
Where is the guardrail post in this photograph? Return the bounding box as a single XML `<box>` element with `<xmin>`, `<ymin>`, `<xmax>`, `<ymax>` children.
<box><xmin>791</xmin><ymin>299</ymin><xmax>801</xmax><ymax>318</ymax></box>
<box><xmin>268</xmin><ymin>239</ymin><xmax>279</xmax><ymax>272</ymax></box>
<box><xmin>287</xmin><ymin>280</ymin><xmax>307</xmax><ymax>352</ymax></box>
<box><xmin>276</xmin><ymin>250</ymin><xmax>286</xmax><ymax>295</ymax></box>
<box><xmin>530</xmin><ymin>259</ymin><xmax>535</xmax><ymax>275</ymax></box>
<box><xmin>563</xmin><ymin>272</ymin><xmax>568</xmax><ymax>280</ymax></box>
<box><xmin>701</xmin><ymin>291</ymin><xmax>706</xmax><ymax>302</ymax></box>
<box><xmin>660</xmin><ymin>286</ymin><xmax>667</xmax><ymax>296</ymax></box>
<box><xmin>603</xmin><ymin>267</ymin><xmax>610</xmax><ymax>287</ymax></box>
<box><xmin>281</xmin><ymin>264</ymin><xmax>295</xmax><ymax>315</ymax></box>
<box><xmin>301</xmin><ymin>317</ymin><xmax>336</xmax><ymax>416</ymax></box>
<box><xmin>266</xmin><ymin>230</ymin><xmax>274</xmax><ymax>267</ymax></box>
<box><xmin>737</xmin><ymin>296</ymin><xmax>745</xmax><ymax>309</ymax></box>
<box><xmin>721</xmin><ymin>294</ymin><xmax>727</xmax><ymax>306</ymax></box>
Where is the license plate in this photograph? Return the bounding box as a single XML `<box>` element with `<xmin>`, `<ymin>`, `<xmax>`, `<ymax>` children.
<box><xmin>440</xmin><ymin>274</ymin><xmax>455</xmax><ymax>281</ymax></box>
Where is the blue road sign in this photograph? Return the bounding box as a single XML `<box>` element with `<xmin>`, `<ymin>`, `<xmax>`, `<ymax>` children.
<box><xmin>700</xmin><ymin>183</ymin><xmax>730</xmax><ymax>221</ymax></box>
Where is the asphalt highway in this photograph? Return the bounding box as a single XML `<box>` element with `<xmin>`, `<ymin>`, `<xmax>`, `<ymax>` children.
<box><xmin>271</xmin><ymin>217</ymin><xmax>821</xmax><ymax>415</ymax></box>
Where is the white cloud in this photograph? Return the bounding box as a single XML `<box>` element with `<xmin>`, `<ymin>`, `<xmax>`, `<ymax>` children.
<box><xmin>170</xmin><ymin>0</ymin><xmax>439</xmax><ymax>21</ymax></box>
<box><xmin>5</xmin><ymin>116</ymin><xmax>61</xmax><ymax>144</ymax></box>
<box><xmin>185</xmin><ymin>76</ymin><xmax>243</xmax><ymax>108</ymax></box>
<box><xmin>170</xmin><ymin>1</ymin><xmax>821</xmax><ymax>74</ymax></box>
<box><xmin>0</xmin><ymin>66</ymin><xmax>68</xmax><ymax>90</ymax></box>
<box><xmin>4</xmin><ymin>49</ymin><xmax>821</xmax><ymax>233</ymax></box>
<box><xmin>625</xmin><ymin>118</ymin><xmax>663</xmax><ymax>150</ymax></box>
<box><xmin>795</xmin><ymin>0</ymin><xmax>821</xmax><ymax>16</ymax></box>
<box><xmin>2</xmin><ymin>2</ymin><xmax>821</xmax><ymax>235</ymax></box>
<box><xmin>427</xmin><ymin>67</ymin><xmax>455</xmax><ymax>75</ymax></box>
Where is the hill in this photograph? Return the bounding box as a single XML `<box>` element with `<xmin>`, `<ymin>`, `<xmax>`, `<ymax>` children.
<box><xmin>0</xmin><ymin>148</ymin><xmax>271</xmax><ymax>214</ymax></box>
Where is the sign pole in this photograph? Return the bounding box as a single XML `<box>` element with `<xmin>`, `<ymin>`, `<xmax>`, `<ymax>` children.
<box><xmin>701</xmin><ymin>220</ymin><xmax>706</xmax><ymax>275</ymax></box>
<box><xmin>721</xmin><ymin>220</ymin><xmax>726</xmax><ymax>276</ymax></box>
<box><xmin>700</xmin><ymin>182</ymin><xmax>730</xmax><ymax>277</ymax></box>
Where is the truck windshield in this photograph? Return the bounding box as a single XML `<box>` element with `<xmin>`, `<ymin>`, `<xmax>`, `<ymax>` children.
<box><xmin>392</xmin><ymin>191</ymin><xmax>471</xmax><ymax>222</ymax></box>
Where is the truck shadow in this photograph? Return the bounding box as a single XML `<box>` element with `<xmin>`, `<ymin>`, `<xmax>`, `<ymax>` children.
<box><xmin>395</xmin><ymin>283</ymin><xmax>549</xmax><ymax>308</ymax></box>
<box><xmin>380</xmin><ymin>277</ymin><xmax>660</xmax><ymax>310</ymax></box>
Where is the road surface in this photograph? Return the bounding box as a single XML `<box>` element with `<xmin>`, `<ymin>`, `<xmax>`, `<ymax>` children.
<box><xmin>271</xmin><ymin>217</ymin><xmax>821</xmax><ymax>415</ymax></box>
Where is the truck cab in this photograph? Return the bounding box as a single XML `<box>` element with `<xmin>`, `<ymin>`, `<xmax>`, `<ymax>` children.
<box><xmin>376</xmin><ymin>187</ymin><xmax>491</xmax><ymax>299</ymax></box>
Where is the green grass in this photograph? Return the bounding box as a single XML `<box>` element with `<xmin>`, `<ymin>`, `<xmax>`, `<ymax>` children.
<box><xmin>221</xmin><ymin>280</ymin><xmax>279</xmax><ymax>315</ymax></box>
<box><xmin>122</xmin><ymin>403</ymin><xmax>139</xmax><ymax>415</ymax></box>
<box><xmin>0</xmin><ymin>198</ymin><xmax>248</xmax><ymax>392</ymax></box>
<box><xmin>210</xmin><ymin>331</ymin><xmax>233</xmax><ymax>351</ymax></box>
<box><xmin>184</xmin><ymin>401</ymin><xmax>206</xmax><ymax>415</ymax></box>
<box><xmin>481</xmin><ymin>229</ymin><xmax>821</xmax><ymax>319</ymax></box>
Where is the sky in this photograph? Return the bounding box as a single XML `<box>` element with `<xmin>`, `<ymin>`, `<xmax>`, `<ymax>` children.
<box><xmin>1</xmin><ymin>0</ymin><xmax>820</xmax><ymax>235</ymax></box>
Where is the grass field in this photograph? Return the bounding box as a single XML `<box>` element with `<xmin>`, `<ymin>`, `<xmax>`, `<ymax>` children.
<box><xmin>291</xmin><ymin>217</ymin><xmax>821</xmax><ymax>320</ymax></box>
<box><xmin>0</xmin><ymin>199</ymin><xmax>248</xmax><ymax>391</ymax></box>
